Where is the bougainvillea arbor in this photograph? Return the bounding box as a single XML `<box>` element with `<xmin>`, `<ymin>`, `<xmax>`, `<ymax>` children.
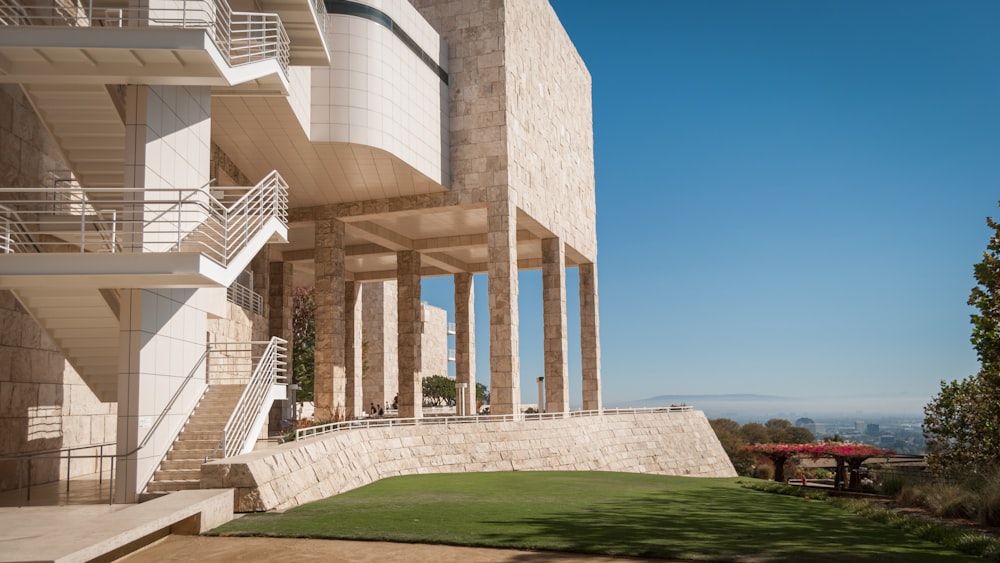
<box><xmin>742</xmin><ymin>443</ymin><xmax>893</xmax><ymax>489</ymax></box>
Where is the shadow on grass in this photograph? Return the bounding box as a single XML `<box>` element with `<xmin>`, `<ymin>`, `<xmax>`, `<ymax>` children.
<box><xmin>475</xmin><ymin>483</ymin><xmax>976</xmax><ymax>563</ymax></box>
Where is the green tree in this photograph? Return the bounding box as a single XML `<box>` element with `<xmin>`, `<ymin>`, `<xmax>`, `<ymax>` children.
<box><xmin>924</xmin><ymin>207</ymin><xmax>1000</xmax><ymax>474</ymax></box>
<box><xmin>740</xmin><ymin>422</ymin><xmax>769</xmax><ymax>445</ymax></box>
<box><xmin>292</xmin><ymin>286</ymin><xmax>315</xmax><ymax>402</ymax></box>
<box><xmin>422</xmin><ymin>375</ymin><xmax>456</xmax><ymax>406</ymax></box>
<box><xmin>710</xmin><ymin>418</ymin><xmax>754</xmax><ymax>475</ymax></box>
<box><xmin>476</xmin><ymin>382</ymin><xmax>490</xmax><ymax>406</ymax></box>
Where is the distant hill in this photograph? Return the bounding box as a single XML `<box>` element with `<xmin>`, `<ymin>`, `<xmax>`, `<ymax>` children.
<box><xmin>636</xmin><ymin>394</ymin><xmax>790</xmax><ymax>404</ymax></box>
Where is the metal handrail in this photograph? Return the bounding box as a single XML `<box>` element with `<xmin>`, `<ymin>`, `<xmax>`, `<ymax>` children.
<box><xmin>227</xmin><ymin>280</ymin><xmax>264</xmax><ymax>316</ymax></box>
<box><xmin>0</xmin><ymin>170</ymin><xmax>288</xmax><ymax>267</ymax></box>
<box><xmin>0</xmin><ymin>442</ymin><xmax>115</xmax><ymax>506</ymax></box>
<box><xmin>294</xmin><ymin>405</ymin><xmax>695</xmax><ymax>441</ymax></box>
<box><xmin>207</xmin><ymin>337</ymin><xmax>287</xmax><ymax>460</ymax></box>
<box><xmin>0</xmin><ymin>0</ymin><xmax>290</xmax><ymax>76</ymax></box>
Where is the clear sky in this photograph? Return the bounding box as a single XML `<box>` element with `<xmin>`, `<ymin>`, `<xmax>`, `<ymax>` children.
<box><xmin>422</xmin><ymin>0</ymin><xmax>1000</xmax><ymax>414</ymax></box>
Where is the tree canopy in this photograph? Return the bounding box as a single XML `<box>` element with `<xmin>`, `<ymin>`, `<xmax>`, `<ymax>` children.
<box><xmin>292</xmin><ymin>286</ymin><xmax>315</xmax><ymax>402</ymax></box>
<box><xmin>924</xmin><ymin>207</ymin><xmax>1000</xmax><ymax>475</ymax></box>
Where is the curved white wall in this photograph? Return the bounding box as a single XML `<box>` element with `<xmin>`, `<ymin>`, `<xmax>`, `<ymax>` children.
<box><xmin>310</xmin><ymin>0</ymin><xmax>449</xmax><ymax>187</ymax></box>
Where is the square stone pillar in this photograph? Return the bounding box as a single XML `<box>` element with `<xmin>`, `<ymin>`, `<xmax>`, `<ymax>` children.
<box><xmin>487</xmin><ymin>199</ymin><xmax>519</xmax><ymax>415</ymax></box>
<box><xmin>268</xmin><ymin>261</ymin><xmax>293</xmax><ymax>343</ymax></box>
<box><xmin>314</xmin><ymin>219</ymin><xmax>346</xmax><ymax>420</ymax></box>
<box><xmin>579</xmin><ymin>262</ymin><xmax>602</xmax><ymax>412</ymax></box>
<box><xmin>454</xmin><ymin>273</ymin><xmax>476</xmax><ymax>416</ymax></box>
<box><xmin>397</xmin><ymin>251</ymin><xmax>422</xmax><ymax>418</ymax></box>
<box><xmin>345</xmin><ymin>281</ymin><xmax>362</xmax><ymax>418</ymax></box>
<box><xmin>542</xmin><ymin>238</ymin><xmax>568</xmax><ymax>414</ymax></box>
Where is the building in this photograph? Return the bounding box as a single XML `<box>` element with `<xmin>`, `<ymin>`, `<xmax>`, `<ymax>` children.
<box><xmin>0</xmin><ymin>0</ymin><xmax>601</xmax><ymax>504</ymax></box>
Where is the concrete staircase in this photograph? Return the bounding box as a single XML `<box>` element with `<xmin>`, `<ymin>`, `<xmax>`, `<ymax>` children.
<box><xmin>146</xmin><ymin>384</ymin><xmax>245</xmax><ymax>493</ymax></box>
<box><xmin>21</xmin><ymin>83</ymin><xmax>125</xmax><ymax>189</ymax></box>
<box><xmin>12</xmin><ymin>286</ymin><xmax>119</xmax><ymax>401</ymax></box>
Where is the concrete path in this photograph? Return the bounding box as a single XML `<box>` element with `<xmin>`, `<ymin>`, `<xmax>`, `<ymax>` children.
<box><xmin>118</xmin><ymin>536</ymin><xmax>673</xmax><ymax>562</ymax></box>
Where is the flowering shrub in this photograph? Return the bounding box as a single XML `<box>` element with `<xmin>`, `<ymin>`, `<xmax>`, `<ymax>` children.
<box><xmin>742</xmin><ymin>443</ymin><xmax>893</xmax><ymax>489</ymax></box>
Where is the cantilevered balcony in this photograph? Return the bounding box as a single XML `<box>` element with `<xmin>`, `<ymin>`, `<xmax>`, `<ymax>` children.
<box><xmin>0</xmin><ymin>0</ymin><xmax>292</xmax><ymax>92</ymax></box>
<box><xmin>0</xmin><ymin>170</ymin><xmax>288</xmax><ymax>288</ymax></box>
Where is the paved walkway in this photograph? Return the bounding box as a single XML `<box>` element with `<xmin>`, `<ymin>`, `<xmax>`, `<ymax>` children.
<box><xmin>119</xmin><ymin>536</ymin><xmax>671</xmax><ymax>562</ymax></box>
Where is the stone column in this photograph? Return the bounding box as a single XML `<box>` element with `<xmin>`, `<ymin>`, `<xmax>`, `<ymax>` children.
<box><xmin>580</xmin><ymin>262</ymin><xmax>602</xmax><ymax>411</ymax></box>
<box><xmin>268</xmin><ymin>260</ymin><xmax>294</xmax><ymax>425</ymax></box>
<box><xmin>268</xmin><ymin>261</ymin><xmax>293</xmax><ymax>343</ymax></box>
<box><xmin>345</xmin><ymin>281</ymin><xmax>362</xmax><ymax>418</ymax></box>
<box><xmin>542</xmin><ymin>237</ymin><xmax>568</xmax><ymax>414</ymax></box>
<box><xmin>397</xmin><ymin>251</ymin><xmax>422</xmax><ymax>418</ymax></box>
<box><xmin>487</xmin><ymin>199</ymin><xmax>519</xmax><ymax>415</ymax></box>
<box><xmin>454</xmin><ymin>272</ymin><xmax>475</xmax><ymax>415</ymax></box>
<box><xmin>314</xmin><ymin>219</ymin><xmax>346</xmax><ymax>420</ymax></box>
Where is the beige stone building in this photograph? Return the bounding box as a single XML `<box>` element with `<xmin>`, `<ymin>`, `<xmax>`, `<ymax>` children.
<box><xmin>0</xmin><ymin>0</ymin><xmax>603</xmax><ymax>503</ymax></box>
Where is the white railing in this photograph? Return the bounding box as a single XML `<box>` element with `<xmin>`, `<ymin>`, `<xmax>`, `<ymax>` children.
<box><xmin>207</xmin><ymin>337</ymin><xmax>287</xmax><ymax>459</ymax></box>
<box><xmin>295</xmin><ymin>405</ymin><xmax>695</xmax><ymax>441</ymax></box>
<box><xmin>0</xmin><ymin>170</ymin><xmax>288</xmax><ymax>267</ymax></box>
<box><xmin>227</xmin><ymin>280</ymin><xmax>264</xmax><ymax>316</ymax></box>
<box><xmin>0</xmin><ymin>0</ymin><xmax>290</xmax><ymax>76</ymax></box>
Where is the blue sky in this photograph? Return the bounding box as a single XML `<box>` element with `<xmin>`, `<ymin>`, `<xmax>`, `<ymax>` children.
<box><xmin>423</xmin><ymin>0</ymin><xmax>1000</xmax><ymax>413</ymax></box>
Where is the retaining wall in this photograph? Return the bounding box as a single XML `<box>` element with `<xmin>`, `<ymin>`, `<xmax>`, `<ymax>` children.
<box><xmin>202</xmin><ymin>409</ymin><xmax>736</xmax><ymax>512</ymax></box>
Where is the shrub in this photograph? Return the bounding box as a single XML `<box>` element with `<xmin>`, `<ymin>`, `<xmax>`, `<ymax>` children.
<box><xmin>925</xmin><ymin>484</ymin><xmax>978</xmax><ymax>520</ymax></box>
<box><xmin>879</xmin><ymin>473</ymin><xmax>906</xmax><ymax>497</ymax></box>
<box><xmin>754</xmin><ymin>464</ymin><xmax>774</xmax><ymax>480</ymax></box>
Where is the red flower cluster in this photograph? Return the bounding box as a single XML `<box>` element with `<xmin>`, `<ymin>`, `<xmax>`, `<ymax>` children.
<box><xmin>742</xmin><ymin>442</ymin><xmax>892</xmax><ymax>460</ymax></box>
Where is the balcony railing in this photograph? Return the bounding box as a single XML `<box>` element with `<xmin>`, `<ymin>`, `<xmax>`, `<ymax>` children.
<box><xmin>0</xmin><ymin>170</ymin><xmax>288</xmax><ymax>268</ymax></box>
<box><xmin>295</xmin><ymin>406</ymin><xmax>695</xmax><ymax>442</ymax></box>
<box><xmin>0</xmin><ymin>0</ymin><xmax>290</xmax><ymax>76</ymax></box>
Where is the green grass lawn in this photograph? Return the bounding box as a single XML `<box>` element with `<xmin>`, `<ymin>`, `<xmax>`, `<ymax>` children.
<box><xmin>209</xmin><ymin>472</ymin><xmax>980</xmax><ymax>562</ymax></box>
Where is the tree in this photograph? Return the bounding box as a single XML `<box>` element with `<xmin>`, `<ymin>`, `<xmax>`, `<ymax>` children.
<box><xmin>710</xmin><ymin>418</ymin><xmax>754</xmax><ymax>475</ymax></box>
<box><xmin>292</xmin><ymin>286</ymin><xmax>315</xmax><ymax>402</ymax></box>
<box><xmin>740</xmin><ymin>422</ymin><xmax>769</xmax><ymax>445</ymax></box>
<box><xmin>924</xmin><ymin>374</ymin><xmax>1000</xmax><ymax>475</ymax></box>
<box><xmin>476</xmin><ymin>382</ymin><xmax>490</xmax><ymax>406</ymax></box>
<box><xmin>925</xmin><ymin>207</ymin><xmax>1000</xmax><ymax>475</ymax></box>
<box><xmin>422</xmin><ymin>375</ymin><xmax>456</xmax><ymax>406</ymax></box>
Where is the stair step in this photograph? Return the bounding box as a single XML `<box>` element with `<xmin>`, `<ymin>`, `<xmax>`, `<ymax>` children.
<box><xmin>146</xmin><ymin>480</ymin><xmax>201</xmax><ymax>492</ymax></box>
<box><xmin>171</xmin><ymin>439</ymin><xmax>220</xmax><ymax>451</ymax></box>
<box><xmin>154</xmin><ymin>468</ymin><xmax>201</xmax><ymax>481</ymax></box>
<box><xmin>178</xmin><ymin>430</ymin><xmax>224</xmax><ymax>441</ymax></box>
<box><xmin>159</xmin><ymin>459</ymin><xmax>204</xmax><ymax>471</ymax></box>
<box><xmin>166</xmin><ymin>452</ymin><xmax>214</xmax><ymax>463</ymax></box>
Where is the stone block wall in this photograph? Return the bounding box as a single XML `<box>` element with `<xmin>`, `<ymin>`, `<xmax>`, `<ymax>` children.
<box><xmin>0</xmin><ymin>84</ymin><xmax>117</xmax><ymax>491</ymax></box>
<box><xmin>202</xmin><ymin>409</ymin><xmax>737</xmax><ymax>512</ymax></box>
<box><xmin>504</xmin><ymin>0</ymin><xmax>597</xmax><ymax>261</ymax></box>
<box><xmin>0</xmin><ymin>292</ymin><xmax>117</xmax><ymax>490</ymax></box>
<box><xmin>420</xmin><ymin>303</ymin><xmax>448</xmax><ymax>380</ymax></box>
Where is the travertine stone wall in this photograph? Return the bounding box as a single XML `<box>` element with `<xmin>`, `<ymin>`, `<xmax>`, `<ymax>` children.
<box><xmin>202</xmin><ymin>410</ymin><xmax>737</xmax><ymax>512</ymax></box>
<box><xmin>542</xmin><ymin>237</ymin><xmax>568</xmax><ymax>413</ymax></box>
<box><xmin>314</xmin><ymin>219</ymin><xmax>347</xmax><ymax>420</ymax></box>
<box><xmin>0</xmin><ymin>292</ymin><xmax>117</xmax><ymax>490</ymax></box>
<box><xmin>420</xmin><ymin>303</ymin><xmax>448</xmax><ymax>379</ymax></box>
<box><xmin>410</xmin><ymin>0</ymin><xmax>597</xmax><ymax>261</ymax></box>
<box><xmin>503</xmin><ymin>0</ymin><xmax>597</xmax><ymax>261</ymax></box>
<box><xmin>0</xmin><ymin>84</ymin><xmax>116</xmax><ymax>490</ymax></box>
<box><xmin>362</xmin><ymin>281</ymin><xmax>398</xmax><ymax>410</ymax></box>
<box><xmin>345</xmin><ymin>281</ymin><xmax>362</xmax><ymax>418</ymax></box>
<box><xmin>396</xmin><ymin>251</ymin><xmax>422</xmax><ymax>418</ymax></box>
<box><xmin>453</xmin><ymin>273</ymin><xmax>475</xmax><ymax>415</ymax></box>
<box><xmin>580</xmin><ymin>263</ymin><xmax>601</xmax><ymax>411</ymax></box>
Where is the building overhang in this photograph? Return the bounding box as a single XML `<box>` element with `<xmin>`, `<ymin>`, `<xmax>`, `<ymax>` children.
<box><xmin>0</xmin><ymin>28</ymin><xmax>289</xmax><ymax>94</ymax></box>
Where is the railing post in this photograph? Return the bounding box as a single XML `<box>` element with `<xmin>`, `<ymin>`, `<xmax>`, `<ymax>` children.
<box><xmin>79</xmin><ymin>192</ymin><xmax>86</xmax><ymax>253</ymax></box>
<box><xmin>177</xmin><ymin>189</ymin><xmax>183</xmax><ymax>251</ymax></box>
<box><xmin>66</xmin><ymin>448</ymin><xmax>71</xmax><ymax>495</ymax></box>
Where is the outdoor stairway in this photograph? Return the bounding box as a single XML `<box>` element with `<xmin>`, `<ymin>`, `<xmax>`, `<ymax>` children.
<box><xmin>146</xmin><ymin>384</ymin><xmax>245</xmax><ymax>493</ymax></box>
<box><xmin>11</xmin><ymin>286</ymin><xmax>119</xmax><ymax>401</ymax></box>
<box><xmin>21</xmin><ymin>83</ymin><xmax>125</xmax><ymax>189</ymax></box>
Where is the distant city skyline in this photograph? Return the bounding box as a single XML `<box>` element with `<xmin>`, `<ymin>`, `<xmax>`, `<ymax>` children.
<box><xmin>420</xmin><ymin>0</ymin><xmax>1000</xmax><ymax>413</ymax></box>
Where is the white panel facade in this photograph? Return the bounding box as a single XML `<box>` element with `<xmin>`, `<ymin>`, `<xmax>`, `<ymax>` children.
<box><xmin>311</xmin><ymin>0</ymin><xmax>449</xmax><ymax>186</ymax></box>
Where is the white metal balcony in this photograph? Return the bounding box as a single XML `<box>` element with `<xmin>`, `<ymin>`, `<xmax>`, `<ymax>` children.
<box><xmin>0</xmin><ymin>0</ymin><xmax>291</xmax><ymax>91</ymax></box>
<box><xmin>0</xmin><ymin>171</ymin><xmax>288</xmax><ymax>288</ymax></box>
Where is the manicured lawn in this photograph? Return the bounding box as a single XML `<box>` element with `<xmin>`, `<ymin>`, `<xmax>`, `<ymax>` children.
<box><xmin>209</xmin><ymin>472</ymin><xmax>979</xmax><ymax>562</ymax></box>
